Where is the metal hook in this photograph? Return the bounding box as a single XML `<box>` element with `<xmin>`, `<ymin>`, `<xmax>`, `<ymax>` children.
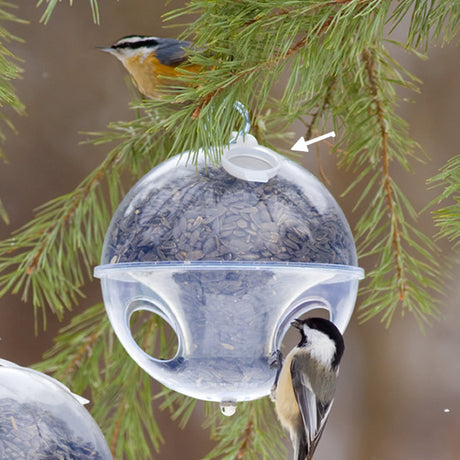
<box><xmin>229</xmin><ymin>101</ymin><xmax>251</xmax><ymax>144</ymax></box>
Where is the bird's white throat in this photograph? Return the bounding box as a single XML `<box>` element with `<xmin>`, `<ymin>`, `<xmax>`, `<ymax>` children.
<box><xmin>303</xmin><ymin>327</ymin><xmax>336</xmax><ymax>367</ymax></box>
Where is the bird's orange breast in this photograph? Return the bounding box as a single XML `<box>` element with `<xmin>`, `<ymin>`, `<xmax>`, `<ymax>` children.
<box><xmin>123</xmin><ymin>53</ymin><xmax>201</xmax><ymax>98</ymax></box>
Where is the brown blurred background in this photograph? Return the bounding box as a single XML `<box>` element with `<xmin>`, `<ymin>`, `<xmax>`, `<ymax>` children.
<box><xmin>0</xmin><ymin>1</ymin><xmax>459</xmax><ymax>459</ymax></box>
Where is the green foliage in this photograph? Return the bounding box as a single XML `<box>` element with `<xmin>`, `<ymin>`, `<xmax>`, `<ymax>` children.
<box><xmin>0</xmin><ymin>1</ymin><xmax>25</xmax><ymax>153</ymax></box>
<box><xmin>0</xmin><ymin>197</ymin><xmax>8</xmax><ymax>224</ymax></box>
<box><xmin>0</xmin><ymin>114</ymin><xmax>173</xmax><ymax>326</ymax></box>
<box><xmin>331</xmin><ymin>45</ymin><xmax>442</xmax><ymax>326</ymax></box>
<box><xmin>427</xmin><ymin>154</ymin><xmax>460</xmax><ymax>248</ymax></box>
<box><xmin>202</xmin><ymin>399</ymin><xmax>287</xmax><ymax>459</ymax></box>
<box><xmin>0</xmin><ymin>0</ymin><xmax>459</xmax><ymax>459</ymax></box>
<box><xmin>0</xmin><ymin>2</ymin><xmax>27</xmax><ymax>234</ymax></box>
<box><xmin>37</xmin><ymin>0</ymin><xmax>100</xmax><ymax>24</ymax></box>
<box><xmin>391</xmin><ymin>0</ymin><xmax>460</xmax><ymax>49</ymax></box>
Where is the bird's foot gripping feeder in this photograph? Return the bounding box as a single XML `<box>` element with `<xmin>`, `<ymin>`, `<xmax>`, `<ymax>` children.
<box><xmin>94</xmin><ymin>130</ymin><xmax>364</xmax><ymax>415</ymax></box>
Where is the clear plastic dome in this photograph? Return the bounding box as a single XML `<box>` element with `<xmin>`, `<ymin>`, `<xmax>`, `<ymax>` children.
<box><xmin>95</xmin><ymin>136</ymin><xmax>363</xmax><ymax>408</ymax></box>
<box><xmin>101</xmin><ymin>137</ymin><xmax>357</xmax><ymax>267</ymax></box>
<box><xmin>0</xmin><ymin>359</ymin><xmax>112</xmax><ymax>459</ymax></box>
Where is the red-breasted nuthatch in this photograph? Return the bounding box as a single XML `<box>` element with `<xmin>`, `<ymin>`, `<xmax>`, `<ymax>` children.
<box><xmin>271</xmin><ymin>317</ymin><xmax>345</xmax><ymax>460</ymax></box>
<box><xmin>99</xmin><ymin>35</ymin><xmax>202</xmax><ymax>98</ymax></box>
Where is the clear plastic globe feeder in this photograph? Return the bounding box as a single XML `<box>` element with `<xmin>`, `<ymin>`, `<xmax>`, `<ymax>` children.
<box><xmin>0</xmin><ymin>359</ymin><xmax>112</xmax><ymax>459</ymax></box>
<box><xmin>94</xmin><ymin>134</ymin><xmax>364</xmax><ymax>414</ymax></box>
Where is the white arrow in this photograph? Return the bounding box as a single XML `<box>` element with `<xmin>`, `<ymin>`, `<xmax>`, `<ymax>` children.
<box><xmin>291</xmin><ymin>131</ymin><xmax>336</xmax><ymax>152</ymax></box>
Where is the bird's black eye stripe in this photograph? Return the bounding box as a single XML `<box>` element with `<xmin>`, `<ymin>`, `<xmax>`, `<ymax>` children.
<box><xmin>114</xmin><ymin>38</ymin><xmax>159</xmax><ymax>50</ymax></box>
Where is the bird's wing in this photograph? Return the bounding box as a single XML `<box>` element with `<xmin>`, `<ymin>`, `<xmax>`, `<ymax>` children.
<box><xmin>155</xmin><ymin>39</ymin><xmax>192</xmax><ymax>66</ymax></box>
<box><xmin>290</xmin><ymin>355</ymin><xmax>333</xmax><ymax>460</ymax></box>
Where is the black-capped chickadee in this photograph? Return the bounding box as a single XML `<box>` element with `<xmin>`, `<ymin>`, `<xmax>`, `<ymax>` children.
<box><xmin>271</xmin><ymin>317</ymin><xmax>345</xmax><ymax>460</ymax></box>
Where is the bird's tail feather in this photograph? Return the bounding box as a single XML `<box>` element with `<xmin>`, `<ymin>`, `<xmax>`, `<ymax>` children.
<box><xmin>295</xmin><ymin>432</ymin><xmax>308</xmax><ymax>460</ymax></box>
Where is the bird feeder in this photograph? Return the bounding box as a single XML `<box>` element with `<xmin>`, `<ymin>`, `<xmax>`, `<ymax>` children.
<box><xmin>94</xmin><ymin>122</ymin><xmax>364</xmax><ymax>415</ymax></box>
<box><xmin>0</xmin><ymin>359</ymin><xmax>112</xmax><ymax>459</ymax></box>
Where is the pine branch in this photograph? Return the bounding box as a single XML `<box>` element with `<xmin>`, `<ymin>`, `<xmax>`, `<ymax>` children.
<box><xmin>236</xmin><ymin>417</ymin><xmax>256</xmax><ymax>459</ymax></box>
<box><xmin>157</xmin><ymin>388</ymin><xmax>198</xmax><ymax>430</ymax></box>
<box><xmin>168</xmin><ymin>0</ymin><xmax>386</xmax><ymax>117</ymax></box>
<box><xmin>34</xmin><ymin>303</ymin><xmax>110</xmax><ymax>391</ymax></box>
<box><xmin>190</xmin><ymin>32</ymin><xmax>310</xmax><ymax>119</ymax></box>
<box><xmin>0</xmin><ymin>1</ymin><xmax>26</xmax><ymax>153</ymax></box>
<box><xmin>302</xmin><ymin>78</ymin><xmax>336</xmax><ymax>184</ymax></box>
<box><xmin>427</xmin><ymin>154</ymin><xmax>460</xmax><ymax>248</ymax></box>
<box><xmin>0</xmin><ymin>196</ymin><xmax>8</xmax><ymax>224</ymax></box>
<box><xmin>335</xmin><ymin>44</ymin><xmax>442</xmax><ymax>326</ymax></box>
<box><xmin>0</xmin><ymin>3</ymin><xmax>28</xmax><ymax>225</ymax></box>
<box><xmin>202</xmin><ymin>399</ymin><xmax>287</xmax><ymax>460</ymax></box>
<box><xmin>36</xmin><ymin>0</ymin><xmax>100</xmax><ymax>24</ymax></box>
<box><xmin>0</xmin><ymin>156</ymin><xmax>115</xmax><ymax>323</ymax></box>
<box><xmin>391</xmin><ymin>0</ymin><xmax>460</xmax><ymax>49</ymax></box>
<box><xmin>0</xmin><ymin>116</ymin><xmax>171</xmax><ymax>325</ymax></box>
<box><xmin>362</xmin><ymin>48</ymin><xmax>406</xmax><ymax>302</ymax></box>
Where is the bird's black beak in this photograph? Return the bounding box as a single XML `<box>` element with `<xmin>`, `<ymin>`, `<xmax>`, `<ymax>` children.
<box><xmin>291</xmin><ymin>319</ymin><xmax>302</xmax><ymax>330</ymax></box>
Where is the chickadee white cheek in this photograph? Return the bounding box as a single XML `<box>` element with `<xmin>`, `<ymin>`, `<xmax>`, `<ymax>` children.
<box><xmin>302</xmin><ymin>328</ymin><xmax>337</xmax><ymax>369</ymax></box>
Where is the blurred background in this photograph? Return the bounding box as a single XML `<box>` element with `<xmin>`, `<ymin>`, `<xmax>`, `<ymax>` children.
<box><xmin>0</xmin><ymin>1</ymin><xmax>458</xmax><ymax>459</ymax></box>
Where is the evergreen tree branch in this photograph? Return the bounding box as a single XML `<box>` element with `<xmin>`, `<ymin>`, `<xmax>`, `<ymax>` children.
<box><xmin>0</xmin><ymin>1</ymin><xmax>26</xmax><ymax>151</ymax></box>
<box><xmin>0</xmin><ymin>118</ymin><xmax>171</xmax><ymax>324</ymax></box>
<box><xmin>427</xmin><ymin>154</ymin><xmax>460</xmax><ymax>248</ymax></box>
<box><xmin>0</xmin><ymin>197</ymin><xmax>8</xmax><ymax>224</ymax></box>
<box><xmin>189</xmin><ymin>31</ymin><xmax>311</xmax><ymax>120</ymax></box>
<box><xmin>109</xmin><ymin>403</ymin><xmax>126</xmax><ymax>456</ymax></box>
<box><xmin>202</xmin><ymin>399</ymin><xmax>287</xmax><ymax>460</ymax></box>
<box><xmin>391</xmin><ymin>0</ymin><xmax>460</xmax><ymax>49</ymax></box>
<box><xmin>334</xmin><ymin>44</ymin><xmax>442</xmax><ymax>326</ymax></box>
<box><xmin>0</xmin><ymin>153</ymin><xmax>116</xmax><ymax>322</ymax></box>
<box><xmin>34</xmin><ymin>303</ymin><xmax>110</xmax><ymax>391</ymax></box>
<box><xmin>36</xmin><ymin>0</ymin><xmax>100</xmax><ymax>24</ymax></box>
<box><xmin>362</xmin><ymin>47</ymin><xmax>406</xmax><ymax>302</ymax></box>
<box><xmin>0</xmin><ymin>3</ymin><xmax>27</xmax><ymax>225</ymax></box>
<box><xmin>236</xmin><ymin>417</ymin><xmax>254</xmax><ymax>459</ymax></box>
<box><xmin>157</xmin><ymin>388</ymin><xmax>198</xmax><ymax>430</ymax></box>
<box><xmin>172</xmin><ymin>0</ymin><xmax>385</xmax><ymax>118</ymax></box>
<box><xmin>302</xmin><ymin>78</ymin><xmax>336</xmax><ymax>184</ymax></box>
<box><xmin>58</xmin><ymin>329</ymin><xmax>99</xmax><ymax>381</ymax></box>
